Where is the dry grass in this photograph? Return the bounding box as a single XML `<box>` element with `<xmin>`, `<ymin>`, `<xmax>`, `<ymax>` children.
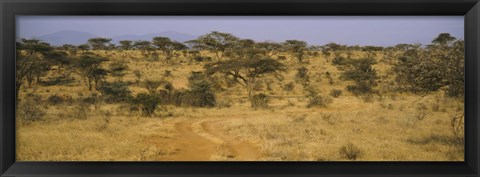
<box><xmin>16</xmin><ymin>50</ymin><xmax>464</xmax><ymax>161</ymax></box>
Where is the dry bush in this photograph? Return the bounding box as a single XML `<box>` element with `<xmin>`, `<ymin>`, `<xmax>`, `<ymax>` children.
<box><xmin>450</xmin><ymin>113</ymin><xmax>464</xmax><ymax>145</ymax></box>
<box><xmin>305</xmin><ymin>87</ymin><xmax>332</xmax><ymax>108</ymax></box>
<box><xmin>416</xmin><ymin>103</ymin><xmax>429</xmax><ymax>120</ymax></box>
<box><xmin>283</xmin><ymin>82</ymin><xmax>295</xmax><ymax>92</ymax></box>
<box><xmin>329</xmin><ymin>89</ymin><xmax>343</xmax><ymax>98</ymax></box>
<box><xmin>19</xmin><ymin>97</ymin><xmax>46</xmax><ymax>122</ymax></box>
<box><xmin>339</xmin><ymin>142</ymin><xmax>362</xmax><ymax>160</ymax></box>
<box><xmin>321</xmin><ymin>113</ymin><xmax>336</xmax><ymax>125</ymax></box>
<box><xmin>71</xmin><ymin>102</ymin><xmax>90</xmax><ymax>120</ymax></box>
<box><xmin>250</xmin><ymin>93</ymin><xmax>269</xmax><ymax>108</ymax></box>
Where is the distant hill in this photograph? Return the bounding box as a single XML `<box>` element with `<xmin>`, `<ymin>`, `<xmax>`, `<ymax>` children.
<box><xmin>35</xmin><ymin>30</ymin><xmax>197</xmax><ymax>46</ymax></box>
<box><xmin>112</xmin><ymin>31</ymin><xmax>197</xmax><ymax>44</ymax></box>
<box><xmin>37</xmin><ymin>30</ymin><xmax>98</xmax><ymax>46</ymax></box>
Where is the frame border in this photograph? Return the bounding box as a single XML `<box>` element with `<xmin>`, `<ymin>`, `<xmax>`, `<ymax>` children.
<box><xmin>1</xmin><ymin>0</ymin><xmax>479</xmax><ymax>176</ymax></box>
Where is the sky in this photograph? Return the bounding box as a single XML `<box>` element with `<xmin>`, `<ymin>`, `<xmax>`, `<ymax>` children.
<box><xmin>16</xmin><ymin>16</ymin><xmax>464</xmax><ymax>46</ymax></box>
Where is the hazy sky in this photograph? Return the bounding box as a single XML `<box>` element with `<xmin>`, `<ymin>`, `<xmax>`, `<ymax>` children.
<box><xmin>17</xmin><ymin>16</ymin><xmax>464</xmax><ymax>46</ymax></box>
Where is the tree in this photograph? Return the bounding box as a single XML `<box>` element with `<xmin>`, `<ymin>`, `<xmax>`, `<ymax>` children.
<box><xmin>205</xmin><ymin>57</ymin><xmax>287</xmax><ymax>100</ymax></box>
<box><xmin>78</xmin><ymin>44</ymin><xmax>90</xmax><ymax>52</ymax></box>
<box><xmin>283</xmin><ymin>40</ymin><xmax>307</xmax><ymax>62</ymax></box>
<box><xmin>152</xmin><ymin>37</ymin><xmax>187</xmax><ymax>61</ymax></box>
<box><xmin>432</xmin><ymin>33</ymin><xmax>456</xmax><ymax>46</ymax></box>
<box><xmin>87</xmin><ymin>38</ymin><xmax>112</xmax><ymax>50</ymax></box>
<box><xmin>340</xmin><ymin>58</ymin><xmax>378</xmax><ymax>95</ymax></box>
<box><xmin>109</xmin><ymin>59</ymin><xmax>129</xmax><ymax>78</ymax></box>
<box><xmin>133</xmin><ymin>40</ymin><xmax>153</xmax><ymax>55</ymax></box>
<box><xmin>255</xmin><ymin>41</ymin><xmax>282</xmax><ymax>57</ymax></box>
<box><xmin>74</xmin><ymin>53</ymin><xmax>109</xmax><ymax>91</ymax></box>
<box><xmin>362</xmin><ymin>46</ymin><xmax>383</xmax><ymax>58</ymax></box>
<box><xmin>186</xmin><ymin>31</ymin><xmax>239</xmax><ymax>60</ymax></box>
<box><xmin>394</xmin><ymin>36</ymin><xmax>464</xmax><ymax>97</ymax></box>
<box><xmin>119</xmin><ymin>40</ymin><xmax>133</xmax><ymax>50</ymax></box>
<box><xmin>16</xmin><ymin>39</ymin><xmax>53</xmax><ymax>105</ymax></box>
<box><xmin>323</xmin><ymin>43</ymin><xmax>347</xmax><ymax>58</ymax></box>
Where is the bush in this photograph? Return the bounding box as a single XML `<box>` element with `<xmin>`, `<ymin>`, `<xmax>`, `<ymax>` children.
<box><xmin>47</xmin><ymin>95</ymin><xmax>65</xmax><ymax>105</ymax></box>
<box><xmin>186</xmin><ymin>72</ymin><xmax>216</xmax><ymax>107</ymax></box>
<box><xmin>339</xmin><ymin>143</ymin><xmax>362</xmax><ymax>160</ymax></box>
<box><xmin>97</xmin><ymin>81</ymin><xmax>132</xmax><ymax>103</ymax></box>
<box><xmin>130</xmin><ymin>93</ymin><xmax>161</xmax><ymax>116</ymax></box>
<box><xmin>295</xmin><ymin>66</ymin><xmax>310</xmax><ymax>84</ymax></box>
<box><xmin>250</xmin><ymin>93</ymin><xmax>269</xmax><ymax>108</ymax></box>
<box><xmin>305</xmin><ymin>87</ymin><xmax>332</xmax><ymax>108</ymax></box>
<box><xmin>329</xmin><ymin>89</ymin><xmax>343</xmax><ymax>98</ymax></box>
<box><xmin>19</xmin><ymin>98</ymin><xmax>46</xmax><ymax>122</ymax></box>
<box><xmin>144</xmin><ymin>79</ymin><xmax>163</xmax><ymax>94</ymax></box>
<box><xmin>307</xmin><ymin>95</ymin><xmax>332</xmax><ymax>108</ymax></box>
<box><xmin>71</xmin><ymin>102</ymin><xmax>89</xmax><ymax>119</ymax></box>
<box><xmin>283</xmin><ymin>82</ymin><xmax>295</xmax><ymax>92</ymax></box>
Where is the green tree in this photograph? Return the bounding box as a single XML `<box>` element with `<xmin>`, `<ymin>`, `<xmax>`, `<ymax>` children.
<box><xmin>283</xmin><ymin>40</ymin><xmax>307</xmax><ymax>62</ymax></box>
<box><xmin>75</xmin><ymin>53</ymin><xmax>109</xmax><ymax>91</ymax></box>
<box><xmin>432</xmin><ymin>33</ymin><xmax>456</xmax><ymax>46</ymax></box>
<box><xmin>15</xmin><ymin>39</ymin><xmax>53</xmax><ymax>105</ymax></box>
<box><xmin>255</xmin><ymin>41</ymin><xmax>282</xmax><ymax>57</ymax></box>
<box><xmin>119</xmin><ymin>40</ymin><xmax>133</xmax><ymax>50</ymax></box>
<box><xmin>133</xmin><ymin>40</ymin><xmax>153</xmax><ymax>55</ymax></box>
<box><xmin>152</xmin><ymin>37</ymin><xmax>187</xmax><ymax>61</ymax></box>
<box><xmin>394</xmin><ymin>34</ymin><xmax>464</xmax><ymax>97</ymax></box>
<box><xmin>186</xmin><ymin>31</ymin><xmax>239</xmax><ymax>60</ymax></box>
<box><xmin>87</xmin><ymin>38</ymin><xmax>112</xmax><ymax>50</ymax></box>
<box><xmin>340</xmin><ymin>58</ymin><xmax>378</xmax><ymax>95</ymax></box>
<box><xmin>205</xmin><ymin>57</ymin><xmax>287</xmax><ymax>100</ymax></box>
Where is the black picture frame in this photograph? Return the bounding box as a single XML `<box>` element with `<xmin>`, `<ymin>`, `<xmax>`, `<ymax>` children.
<box><xmin>1</xmin><ymin>0</ymin><xmax>479</xmax><ymax>176</ymax></box>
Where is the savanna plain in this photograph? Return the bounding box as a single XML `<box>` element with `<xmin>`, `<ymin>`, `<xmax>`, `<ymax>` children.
<box><xmin>16</xmin><ymin>32</ymin><xmax>464</xmax><ymax>161</ymax></box>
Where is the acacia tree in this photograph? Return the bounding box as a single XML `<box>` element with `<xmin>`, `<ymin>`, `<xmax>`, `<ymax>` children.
<box><xmin>133</xmin><ymin>40</ymin><xmax>153</xmax><ymax>55</ymax></box>
<box><xmin>87</xmin><ymin>38</ymin><xmax>112</xmax><ymax>50</ymax></box>
<box><xmin>15</xmin><ymin>39</ymin><xmax>53</xmax><ymax>104</ymax></box>
<box><xmin>339</xmin><ymin>58</ymin><xmax>378</xmax><ymax>95</ymax></box>
<box><xmin>432</xmin><ymin>33</ymin><xmax>457</xmax><ymax>46</ymax></box>
<box><xmin>75</xmin><ymin>53</ymin><xmax>109</xmax><ymax>91</ymax></box>
<box><xmin>205</xmin><ymin>57</ymin><xmax>287</xmax><ymax>100</ymax></box>
<box><xmin>186</xmin><ymin>31</ymin><xmax>239</xmax><ymax>60</ymax></box>
<box><xmin>394</xmin><ymin>33</ymin><xmax>464</xmax><ymax>97</ymax></box>
<box><xmin>152</xmin><ymin>37</ymin><xmax>187</xmax><ymax>61</ymax></box>
<box><xmin>255</xmin><ymin>41</ymin><xmax>283</xmax><ymax>57</ymax></box>
<box><xmin>283</xmin><ymin>40</ymin><xmax>308</xmax><ymax>62</ymax></box>
<box><xmin>119</xmin><ymin>40</ymin><xmax>133</xmax><ymax>50</ymax></box>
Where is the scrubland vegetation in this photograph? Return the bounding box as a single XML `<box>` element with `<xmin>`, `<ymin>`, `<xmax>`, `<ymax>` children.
<box><xmin>16</xmin><ymin>32</ymin><xmax>464</xmax><ymax>161</ymax></box>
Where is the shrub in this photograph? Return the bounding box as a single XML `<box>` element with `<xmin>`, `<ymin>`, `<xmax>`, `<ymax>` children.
<box><xmin>187</xmin><ymin>72</ymin><xmax>216</xmax><ymax>107</ymax></box>
<box><xmin>109</xmin><ymin>59</ymin><xmax>129</xmax><ymax>77</ymax></box>
<box><xmin>133</xmin><ymin>70</ymin><xmax>142</xmax><ymax>85</ymax></box>
<box><xmin>305</xmin><ymin>87</ymin><xmax>332</xmax><ymax>108</ymax></box>
<box><xmin>19</xmin><ymin>98</ymin><xmax>46</xmax><ymax>122</ymax></box>
<box><xmin>250</xmin><ymin>93</ymin><xmax>269</xmax><ymax>108</ymax></box>
<box><xmin>329</xmin><ymin>89</ymin><xmax>343</xmax><ymax>98</ymax></box>
<box><xmin>307</xmin><ymin>95</ymin><xmax>332</xmax><ymax>108</ymax></box>
<box><xmin>71</xmin><ymin>102</ymin><xmax>89</xmax><ymax>119</ymax></box>
<box><xmin>283</xmin><ymin>82</ymin><xmax>295</xmax><ymax>92</ymax></box>
<box><xmin>164</xmin><ymin>70</ymin><xmax>172</xmax><ymax>77</ymax></box>
<box><xmin>130</xmin><ymin>93</ymin><xmax>162</xmax><ymax>116</ymax></box>
<box><xmin>193</xmin><ymin>56</ymin><xmax>212</xmax><ymax>62</ymax></box>
<box><xmin>144</xmin><ymin>79</ymin><xmax>163</xmax><ymax>94</ymax></box>
<box><xmin>340</xmin><ymin>58</ymin><xmax>378</xmax><ymax>95</ymax></box>
<box><xmin>97</xmin><ymin>81</ymin><xmax>132</xmax><ymax>103</ymax></box>
<box><xmin>339</xmin><ymin>143</ymin><xmax>362</xmax><ymax>160</ymax></box>
<box><xmin>47</xmin><ymin>95</ymin><xmax>64</xmax><ymax>105</ymax></box>
<box><xmin>295</xmin><ymin>66</ymin><xmax>310</xmax><ymax>84</ymax></box>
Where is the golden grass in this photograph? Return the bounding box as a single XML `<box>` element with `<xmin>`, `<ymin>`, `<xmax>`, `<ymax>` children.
<box><xmin>16</xmin><ymin>50</ymin><xmax>464</xmax><ymax>161</ymax></box>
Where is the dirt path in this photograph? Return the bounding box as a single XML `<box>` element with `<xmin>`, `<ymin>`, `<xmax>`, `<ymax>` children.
<box><xmin>170</xmin><ymin>121</ymin><xmax>217</xmax><ymax>160</ymax></box>
<box><xmin>200</xmin><ymin>120</ymin><xmax>261</xmax><ymax>160</ymax></box>
<box><xmin>169</xmin><ymin>118</ymin><xmax>260</xmax><ymax>161</ymax></box>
